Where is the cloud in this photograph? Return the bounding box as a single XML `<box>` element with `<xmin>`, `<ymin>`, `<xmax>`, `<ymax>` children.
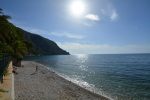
<box><xmin>51</xmin><ymin>32</ymin><xmax>85</xmax><ymax>39</ymax></box>
<box><xmin>85</xmin><ymin>14</ymin><xmax>100</xmax><ymax>21</ymax></box>
<box><xmin>73</xmin><ymin>0</ymin><xmax>119</xmax><ymax>26</ymax></box>
<box><xmin>93</xmin><ymin>0</ymin><xmax>119</xmax><ymax>22</ymax></box>
<box><xmin>58</xmin><ymin>42</ymin><xmax>150</xmax><ymax>54</ymax></box>
<box><xmin>110</xmin><ymin>10</ymin><xmax>118</xmax><ymax>21</ymax></box>
<box><xmin>101</xmin><ymin>8</ymin><xmax>119</xmax><ymax>21</ymax></box>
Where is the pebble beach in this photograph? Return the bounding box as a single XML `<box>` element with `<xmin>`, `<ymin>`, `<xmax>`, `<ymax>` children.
<box><xmin>14</xmin><ymin>61</ymin><xmax>109</xmax><ymax>100</ymax></box>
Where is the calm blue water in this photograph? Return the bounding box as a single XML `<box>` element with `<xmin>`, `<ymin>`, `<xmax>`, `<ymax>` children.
<box><xmin>24</xmin><ymin>54</ymin><xmax>150</xmax><ymax>100</ymax></box>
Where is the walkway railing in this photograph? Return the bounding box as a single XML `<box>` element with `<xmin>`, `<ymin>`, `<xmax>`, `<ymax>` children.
<box><xmin>0</xmin><ymin>53</ymin><xmax>11</xmax><ymax>83</ymax></box>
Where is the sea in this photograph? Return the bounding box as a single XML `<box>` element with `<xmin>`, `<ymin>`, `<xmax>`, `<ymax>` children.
<box><xmin>24</xmin><ymin>54</ymin><xmax>150</xmax><ymax>100</ymax></box>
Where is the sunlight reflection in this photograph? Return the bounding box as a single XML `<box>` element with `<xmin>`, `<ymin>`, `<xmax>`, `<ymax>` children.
<box><xmin>76</xmin><ymin>54</ymin><xmax>88</xmax><ymax>59</ymax></box>
<box><xmin>75</xmin><ymin>54</ymin><xmax>89</xmax><ymax>71</ymax></box>
<box><xmin>79</xmin><ymin>65</ymin><xmax>88</xmax><ymax>71</ymax></box>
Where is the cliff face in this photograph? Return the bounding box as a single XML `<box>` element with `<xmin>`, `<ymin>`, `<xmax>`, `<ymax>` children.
<box><xmin>19</xmin><ymin>28</ymin><xmax>69</xmax><ymax>55</ymax></box>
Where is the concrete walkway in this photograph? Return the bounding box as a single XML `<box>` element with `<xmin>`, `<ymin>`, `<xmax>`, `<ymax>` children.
<box><xmin>0</xmin><ymin>61</ymin><xmax>14</xmax><ymax>100</ymax></box>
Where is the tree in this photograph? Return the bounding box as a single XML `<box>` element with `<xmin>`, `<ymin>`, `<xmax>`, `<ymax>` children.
<box><xmin>0</xmin><ymin>8</ymin><xmax>32</xmax><ymax>66</ymax></box>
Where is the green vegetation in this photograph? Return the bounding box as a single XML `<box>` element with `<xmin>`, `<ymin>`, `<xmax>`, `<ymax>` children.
<box><xmin>0</xmin><ymin>55</ymin><xmax>2</xmax><ymax>60</ymax></box>
<box><xmin>22</xmin><ymin>30</ymin><xmax>70</xmax><ymax>55</ymax></box>
<box><xmin>0</xmin><ymin>89</ymin><xmax>8</xmax><ymax>93</ymax></box>
<box><xmin>0</xmin><ymin>8</ymin><xmax>69</xmax><ymax>66</ymax></box>
<box><xmin>3</xmin><ymin>68</ymin><xmax>9</xmax><ymax>76</ymax></box>
<box><xmin>0</xmin><ymin>8</ymin><xmax>32</xmax><ymax>66</ymax></box>
<box><xmin>0</xmin><ymin>8</ymin><xmax>69</xmax><ymax>65</ymax></box>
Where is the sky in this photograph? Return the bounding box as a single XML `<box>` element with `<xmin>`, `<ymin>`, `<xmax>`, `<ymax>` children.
<box><xmin>0</xmin><ymin>0</ymin><xmax>150</xmax><ymax>54</ymax></box>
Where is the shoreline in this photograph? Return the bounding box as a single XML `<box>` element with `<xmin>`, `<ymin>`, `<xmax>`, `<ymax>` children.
<box><xmin>15</xmin><ymin>61</ymin><xmax>110</xmax><ymax>100</ymax></box>
<box><xmin>35</xmin><ymin>61</ymin><xmax>112</xmax><ymax>100</ymax></box>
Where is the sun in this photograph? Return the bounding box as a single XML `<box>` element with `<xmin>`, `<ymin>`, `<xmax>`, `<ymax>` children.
<box><xmin>69</xmin><ymin>1</ymin><xmax>86</xmax><ymax>17</ymax></box>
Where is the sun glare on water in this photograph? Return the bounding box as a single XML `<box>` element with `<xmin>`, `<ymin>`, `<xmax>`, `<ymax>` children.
<box><xmin>69</xmin><ymin>1</ymin><xmax>86</xmax><ymax>17</ymax></box>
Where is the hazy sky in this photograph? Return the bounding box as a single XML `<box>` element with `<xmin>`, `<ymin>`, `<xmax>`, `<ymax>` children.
<box><xmin>0</xmin><ymin>0</ymin><xmax>150</xmax><ymax>54</ymax></box>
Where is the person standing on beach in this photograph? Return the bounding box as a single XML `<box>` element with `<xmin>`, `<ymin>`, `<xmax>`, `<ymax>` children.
<box><xmin>36</xmin><ymin>65</ymin><xmax>38</xmax><ymax>72</ymax></box>
<box><xmin>30</xmin><ymin>65</ymin><xmax>38</xmax><ymax>75</ymax></box>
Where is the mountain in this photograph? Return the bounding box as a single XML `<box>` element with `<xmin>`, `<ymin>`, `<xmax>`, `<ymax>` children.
<box><xmin>18</xmin><ymin>28</ymin><xmax>69</xmax><ymax>55</ymax></box>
